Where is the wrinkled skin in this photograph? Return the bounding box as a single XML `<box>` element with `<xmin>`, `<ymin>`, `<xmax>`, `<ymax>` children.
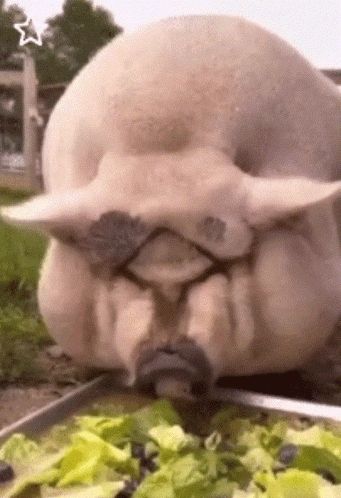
<box><xmin>2</xmin><ymin>15</ymin><xmax>341</xmax><ymax>389</ymax></box>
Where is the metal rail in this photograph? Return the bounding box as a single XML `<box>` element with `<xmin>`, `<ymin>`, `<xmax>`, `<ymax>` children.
<box><xmin>0</xmin><ymin>375</ymin><xmax>110</xmax><ymax>444</ymax></box>
<box><xmin>1</xmin><ymin>375</ymin><xmax>341</xmax><ymax>444</ymax></box>
<box><xmin>210</xmin><ymin>387</ymin><xmax>341</xmax><ymax>421</ymax></box>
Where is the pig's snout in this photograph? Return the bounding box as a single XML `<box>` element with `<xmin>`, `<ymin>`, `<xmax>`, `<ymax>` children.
<box><xmin>135</xmin><ymin>341</ymin><xmax>212</xmax><ymax>398</ymax></box>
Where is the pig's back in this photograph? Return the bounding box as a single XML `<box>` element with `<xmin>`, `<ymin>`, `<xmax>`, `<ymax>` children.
<box><xmin>42</xmin><ymin>15</ymin><xmax>341</xmax><ymax>192</ymax></box>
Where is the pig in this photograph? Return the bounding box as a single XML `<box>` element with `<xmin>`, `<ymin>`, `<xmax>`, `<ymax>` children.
<box><xmin>2</xmin><ymin>15</ymin><xmax>341</xmax><ymax>396</ymax></box>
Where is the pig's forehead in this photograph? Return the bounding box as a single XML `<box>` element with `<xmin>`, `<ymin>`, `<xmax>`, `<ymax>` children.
<box><xmin>96</xmin><ymin>148</ymin><xmax>244</xmax><ymax>196</ymax></box>
<box><xmin>91</xmin><ymin>152</ymin><xmax>245</xmax><ymax>233</ymax></box>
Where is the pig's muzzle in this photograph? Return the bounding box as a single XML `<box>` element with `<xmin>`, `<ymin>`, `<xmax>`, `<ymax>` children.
<box><xmin>135</xmin><ymin>341</ymin><xmax>212</xmax><ymax>398</ymax></box>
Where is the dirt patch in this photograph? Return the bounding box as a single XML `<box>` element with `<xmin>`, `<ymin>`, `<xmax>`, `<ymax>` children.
<box><xmin>0</xmin><ymin>348</ymin><xmax>98</xmax><ymax>430</ymax></box>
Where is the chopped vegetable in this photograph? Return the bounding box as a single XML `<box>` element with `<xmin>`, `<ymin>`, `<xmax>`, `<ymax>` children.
<box><xmin>1</xmin><ymin>400</ymin><xmax>341</xmax><ymax>497</ymax></box>
<box><xmin>0</xmin><ymin>433</ymin><xmax>40</xmax><ymax>465</ymax></box>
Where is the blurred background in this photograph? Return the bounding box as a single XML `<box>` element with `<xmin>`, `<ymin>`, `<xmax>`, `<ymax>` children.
<box><xmin>1</xmin><ymin>0</ymin><xmax>340</xmax><ymax>191</ymax></box>
<box><xmin>0</xmin><ymin>0</ymin><xmax>340</xmax><ymax>419</ymax></box>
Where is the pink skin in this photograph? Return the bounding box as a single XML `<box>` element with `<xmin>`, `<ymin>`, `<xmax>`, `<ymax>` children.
<box><xmin>1</xmin><ymin>16</ymin><xmax>341</xmax><ymax>386</ymax></box>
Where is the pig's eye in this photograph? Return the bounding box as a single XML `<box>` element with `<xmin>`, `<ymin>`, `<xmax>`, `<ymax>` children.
<box><xmin>76</xmin><ymin>210</ymin><xmax>152</xmax><ymax>268</ymax></box>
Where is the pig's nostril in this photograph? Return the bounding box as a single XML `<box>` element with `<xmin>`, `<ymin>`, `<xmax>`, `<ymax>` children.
<box><xmin>158</xmin><ymin>347</ymin><xmax>176</xmax><ymax>355</ymax></box>
<box><xmin>191</xmin><ymin>380</ymin><xmax>207</xmax><ymax>396</ymax></box>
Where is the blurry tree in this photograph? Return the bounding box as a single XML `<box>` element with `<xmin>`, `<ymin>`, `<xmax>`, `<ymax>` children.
<box><xmin>33</xmin><ymin>0</ymin><xmax>123</xmax><ymax>84</ymax></box>
<box><xmin>0</xmin><ymin>0</ymin><xmax>27</xmax><ymax>70</ymax></box>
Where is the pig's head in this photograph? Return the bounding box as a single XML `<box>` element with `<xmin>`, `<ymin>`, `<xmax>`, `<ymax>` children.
<box><xmin>2</xmin><ymin>147</ymin><xmax>341</xmax><ymax>396</ymax></box>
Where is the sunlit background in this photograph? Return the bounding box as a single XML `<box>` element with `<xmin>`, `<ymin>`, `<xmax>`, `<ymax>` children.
<box><xmin>8</xmin><ymin>0</ymin><xmax>341</xmax><ymax>68</ymax></box>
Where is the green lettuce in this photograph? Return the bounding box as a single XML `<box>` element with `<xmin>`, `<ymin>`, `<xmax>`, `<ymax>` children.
<box><xmin>3</xmin><ymin>450</ymin><xmax>67</xmax><ymax>498</ymax></box>
<box><xmin>0</xmin><ymin>433</ymin><xmax>40</xmax><ymax>465</ymax></box>
<box><xmin>148</xmin><ymin>424</ymin><xmax>199</xmax><ymax>454</ymax></box>
<box><xmin>2</xmin><ymin>430</ymin><xmax>137</xmax><ymax>496</ymax></box>
<box><xmin>40</xmin><ymin>481</ymin><xmax>124</xmax><ymax>497</ymax></box>
<box><xmin>286</xmin><ymin>426</ymin><xmax>341</xmax><ymax>458</ymax></box>
<box><xmin>3</xmin><ymin>400</ymin><xmax>341</xmax><ymax>498</ymax></box>
<box><xmin>265</xmin><ymin>469</ymin><xmax>327</xmax><ymax>498</ymax></box>
<box><xmin>231</xmin><ymin>490</ymin><xmax>263</xmax><ymax>498</ymax></box>
<box><xmin>283</xmin><ymin>445</ymin><xmax>341</xmax><ymax>483</ymax></box>
<box><xmin>240</xmin><ymin>447</ymin><xmax>274</xmax><ymax>473</ymax></box>
<box><xmin>75</xmin><ymin>414</ymin><xmax>135</xmax><ymax>446</ymax></box>
<box><xmin>134</xmin><ymin>452</ymin><xmax>231</xmax><ymax>498</ymax></box>
<box><xmin>132</xmin><ymin>399</ymin><xmax>182</xmax><ymax>442</ymax></box>
<box><xmin>319</xmin><ymin>484</ymin><xmax>341</xmax><ymax>497</ymax></box>
<box><xmin>56</xmin><ymin>430</ymin><xmax>138</xmax><ymax>486</ymax></box>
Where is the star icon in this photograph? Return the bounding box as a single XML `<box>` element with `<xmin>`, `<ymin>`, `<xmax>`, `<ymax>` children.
<box><xmin>14</xmin><ymin>17</ymin><xmax>43</xmax><ymax>47</ymax></box>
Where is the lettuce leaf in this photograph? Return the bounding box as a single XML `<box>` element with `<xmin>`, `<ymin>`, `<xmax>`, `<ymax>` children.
<box><xmin>240</xmin><ymin>447</ymin><xmax>274</xmax><ymax>473</ymax></box>
<box><xmin>0</xmin><ymin>433</ymin><xmax>40</xmax><ymax>466</ymax></box>
<box><xmin>40</xmin><ymin>481</ymin><xmax>124</xmax><ymax>497</ymax></box>
<box><xmin>286</xmin><ymin>427</ymin><xmax>341</xmax><ymax>458</ymax></box>
<box><xmin>265</xmin><ymin>469</ymin><xmax>326</xmax><ymax>498</ymax></box>
<box><xmin>209</xmin><ymin>477</ymin><xmax>238</xmax><ymax>497</ymax></box>
<box><xmin>319</xmin><ymin>484</ymin><xmax>341</xmax><ymax>497</ymax></box>
<box><xmin>4</xmin><ymin>400</ymin><xmax>341</xmax><ymax>498</ymax></box>
<box><xmin>286</xmin><ymin>446</ymin><xmax>341</xmax><ymax>483</ymax></box>
<box><xmin>148</xmin><ymin>424</ymin><xmax>199</xmax><ymax>453</ymax></box>
<box><xmin>133</xmin><ymin>453</ymin><xmax>212</xmax><ymax>498</ymax></box>
<box><xmin>134</xmin><ymin>448</ymin><xmax>240</xmax><ymax>498</ymax></box>
<box><xmin>2</xmin><ymin>430</ymin><xmax>136</xmax><ymax>497</ymax></box>
<box><xmin>132</xmin><ymin>399</ymin><xmax>182</xmax><ymax>442</ymax></box>
<box><xmin>56</xmin><ymin>430</ymin><xmax>138</xmax><ymax>487</ymax></box>
<box><xmin>3</xmin><ymin>450</ymin><xmax>66</xmax><ymax>498</ymax></box>
<box><xmin>231</xmin><ymin>490</ymin><xmax>263</xmax><ymax>498</ymax></box>
<box><xmin>75</xmin><ymin>414</ymin><xmax>135</xmax><ymax>446</ymax></box>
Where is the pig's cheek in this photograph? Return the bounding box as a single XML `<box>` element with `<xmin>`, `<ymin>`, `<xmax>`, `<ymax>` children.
<box><xmin>253</xmin><ymin>231</ymin><xmax>338</xmax><ymax>348</ymax></box>
<box><xmin>102</xmin><ymin>278</ymin><xmax>155</xmax><ymax>375</ymax></box>
<box><xmin>37</xmin><ymin>241</ymin><xmax>97</xmax><ymax>364</ymax></box>
<box><xmin>184</xmin><ymin>274</ymin><xmax>233</xmax><ymax>379</ymax></box>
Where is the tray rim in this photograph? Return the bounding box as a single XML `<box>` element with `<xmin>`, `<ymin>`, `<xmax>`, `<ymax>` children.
<box><xmin>1</xmin><ymin>373</ymin><xmax>341</xmax><ymax>444</ymax></box>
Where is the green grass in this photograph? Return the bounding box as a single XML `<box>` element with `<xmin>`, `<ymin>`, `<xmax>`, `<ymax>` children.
<box><xmin>0</xmin><ymin>187</ymin><xmax>51</xmax><ymax>382</ymax></box>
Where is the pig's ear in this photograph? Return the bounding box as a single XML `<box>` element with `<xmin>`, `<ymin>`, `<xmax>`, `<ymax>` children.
<box><xmin>244</xmin><ymin>175</ymin><xmax>341</xmax><ymax>226</ymax></box>
<box><xmin>0</xmin><ymin>188</ymin><xmax>92</xmax><ymax>242</ymax></box>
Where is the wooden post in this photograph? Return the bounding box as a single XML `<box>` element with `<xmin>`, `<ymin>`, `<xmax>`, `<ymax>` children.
<box><xmin>23</xmin><ymin>55</ymin><xmax>40</xmax><ymax>192</ymax></box>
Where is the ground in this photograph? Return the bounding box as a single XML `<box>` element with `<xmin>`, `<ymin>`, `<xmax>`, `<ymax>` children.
<box><xmin>0</xmin><ymin>187</ymin><xmax>97</xmax><ymax>430</ymax></box>
<box><xmin>0</xmin><ymin>347</ymin><xmax>98</xmax><ymax>430</ymax></box>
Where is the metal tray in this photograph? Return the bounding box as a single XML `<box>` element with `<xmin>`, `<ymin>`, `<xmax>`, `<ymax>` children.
<box><xmin>1</xmin><ymin>373</ymin><xmax>341</xmax><ymax>445</ymax></box>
